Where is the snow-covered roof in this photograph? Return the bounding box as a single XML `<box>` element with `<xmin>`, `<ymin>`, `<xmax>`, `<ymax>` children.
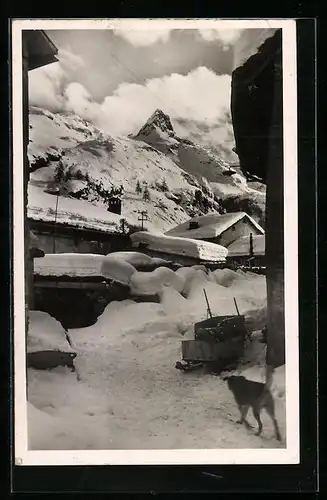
<box><xmin>227</xmin><ymin>234</ymin><xmax>265</xmax><ymax>257</ymax></box>
<box><xmin>34</xmin><ymin>253</ymin><xmax>105</xmax><ymax>278</ymax></box>
<box><xmin>165</xmin><ymin>212</ymin><xmax>264</xmax><ymax>240</ymax></box>
<box><xmin>28</xmin><ymin>184</ymin><xmax>121</xmax><ymax>234</ymax></box>
<box><xmin>34</xmin><ymin>253</ymin><xmax>136</xmax><ymax>285</ymax></box>
<box><xmin>130</xmin><ymin>231</ymin><xmax>228</xmax><ymax>262</ymax></box>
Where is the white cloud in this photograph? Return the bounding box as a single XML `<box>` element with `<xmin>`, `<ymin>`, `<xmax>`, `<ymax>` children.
<box><xmin>29</xmin><ymin>60</ymin><xmax>66</xmax><ymax>111</ymax></box>
<box><xmin>29</xmin><ymin>60</ymin><xmax>233</xmax><ymax>152</ymax></box>
<box><xmin>113</xmin><ymin>27</ymin><xmax>244</xmax><ymax>49</ymax></box>
<box><xmin>113</xmin><ymin>29</ymin><xmax>172</xmax><ymax>46</ymax></box>
<box><xmin>63</xmin><ymin>82</ymin><xmax>102</xmax><ymax>123</ymax></box>
<box><xmin>94</xmin><ymin>67</ymin><xmax>232</xmax><ymax>138</ymax></box>
<box><xmin>58</xmin><ymin>47</ymin><xmax>86</xmax><ymax>71</ymax></box>
<box><xmin>197</xmin><ymin>29</ymin><xmax>244</xmax><ymax>49</ymax></box>
<box><xmin>28</xmin><ymin>48</ymin><xmax>85</xmax><ymax>112</ymax></box>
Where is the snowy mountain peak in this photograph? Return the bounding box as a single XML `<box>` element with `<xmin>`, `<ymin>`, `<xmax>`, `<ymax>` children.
<box><xmin>136</xmin><ymin>109</ymin><xmax>175</xmax><ymax>137</ymax></box>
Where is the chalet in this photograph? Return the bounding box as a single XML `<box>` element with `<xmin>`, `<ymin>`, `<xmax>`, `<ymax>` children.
<box><xmin>165</xmin><ymin>212</ymin><xmax>264</xmax><ymax>248</ymax></box>
<box><xmin>29</xmin><ymin>217</ymin><xmax>129</xmax><ymax>255</ymax></box>
<box><xmin>232</xmin><ymin>29</ymin><xmax>284</xmax><ymax>368</ymax></box>
<box><xmin>226</xmin><ymin>234</ymin><xmax>265</xmax><ymax>268</ymax></box>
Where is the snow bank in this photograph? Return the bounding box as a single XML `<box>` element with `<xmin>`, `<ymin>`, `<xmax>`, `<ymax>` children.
<box><xmin>130</xmin><ymin>267</ymin><xmax>185</xmax><ymax>296</ymax></box>
<box><xmin>107</xmin><ymin>251</ymin><xmax>153</xmax><ymax>267</ymax></box>
<box><xmin>27</xmin><ymin>311</ymin><xmax>73</xmax><ymax>353</ymax></box>
<box><xmin>130</xmin><ymin>231</ymin><xmax>228</xmax><ymax>262</ymax></box>
<box><xmin>107</xmin><ymin>251</ymin><xmax>176</xmax><ymax>271</ymax></box>
<box><xmin>34</xmin><ymin>253</ymin><xmax>105</xmax><ymax>278</ymax></box>
<box><xmin>228</xmin><ymin>272</ymin><xmax>266</xmax><ymax>308</ymax></box>
<box><xmin>70</xmin><ymin>300</ymin><xmax>173</xmax><ymax>350</ymax></box>
<box><xmin>213</xmin><ymin>268</ymin><xmax>245</xmax><ymax>287</ymax></box>
<box><xmin>181</xmin><ymin>269</ymin><xmax>215</xmax><ymax>298</ymax></box>
<box><xmin>100</xmin><ymin>255</ymin><xmax>136</xmax><ymax>284</ymax></box>
<box><xmin>187</xmin><ymin>281</ymin><xmax>255</xmax><ymax>318</ymax></box>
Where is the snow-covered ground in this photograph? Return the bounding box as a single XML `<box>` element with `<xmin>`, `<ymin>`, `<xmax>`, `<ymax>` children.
<box><xmin>27</xmin><ymin>269</ymin><xmax>285</xmax><ymax>450</ymax></box>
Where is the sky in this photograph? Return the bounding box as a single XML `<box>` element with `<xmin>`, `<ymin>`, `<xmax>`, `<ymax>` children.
<box><xmin>28</xmin><ymin>26</ymin><xmax>276</xmax><ymax>157</ymax></box>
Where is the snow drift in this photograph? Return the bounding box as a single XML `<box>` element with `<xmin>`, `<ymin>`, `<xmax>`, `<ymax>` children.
<box><xmin>27</xmin><ymin>311</ymin><xmax>73</xmax><ymax>353</ymax></box>
<box><xmin>130</xmin><ymin>267</ymin><xmax>185</xmax><ymax>297</ymax></box>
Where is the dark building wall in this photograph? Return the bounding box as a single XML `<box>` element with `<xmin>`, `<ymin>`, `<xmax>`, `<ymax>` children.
<box><xmin>231</xmin><ymin>30</ymin><xmax>284</xmax><ymax>367</ymax></box>
<box><xmin>265</xmin><ymin>47</ymin><xmax>284</xmax><ymax>367</ymax></box>
<box><xmin>30</xmin><ymin>221</ymin><xmax>131</xmax><ymax>255</ymax></box>
<box><xmin>23</xmin><ymin>31</ymin><xmax>58</xmax><ymax>346</ymax></box>
<box><xmin>35</xmin><ymin>232</ymin><xmax>111</xmax><ymax>255</ymax></box>
<box><xmin>23</xmin><ymin>38</ymin><xmax>31</xmax><ymax>334</ymax></box>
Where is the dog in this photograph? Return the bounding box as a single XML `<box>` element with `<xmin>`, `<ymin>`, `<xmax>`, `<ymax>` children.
<box><xmin>224</xmin><ymin>375</ymin><xmax>281</xmax><ymax>441</ymax></box>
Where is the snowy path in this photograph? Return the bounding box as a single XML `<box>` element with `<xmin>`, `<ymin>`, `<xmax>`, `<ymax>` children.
<box><xmin>27</xmin><ymin>272</ymin><xmax>285</xmax><ymax>451</ymax></box>
<box><xmin>72</xmin><ymin>331</ymin><xmax>285</xmax><ymax>450</ymax></box>
<box><xmin>28</xmin><ymin>309</ymin><xmax>285</xmax><ymax>450</ymax></box>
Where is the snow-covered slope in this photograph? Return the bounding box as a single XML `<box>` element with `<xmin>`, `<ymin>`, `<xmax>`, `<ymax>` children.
<box><xmin>28</xmin><ymin>106</ymin><xmax>265</xmax><ymax>235</ymax></box>
<box><xmin>28</xmin><ymin>107</ymin><xmax>227</xmax><ymax>233</ymax></box>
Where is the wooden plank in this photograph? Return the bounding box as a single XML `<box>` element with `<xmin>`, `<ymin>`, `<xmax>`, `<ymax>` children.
<box><xmin>34</xmin><ymin>281</ymin><xmax>109</xmax><ymax>290</ymax></box>
<box><xmin>181</xmin><ymin>340</ymin><xmax>244</xmax><ymax>362</ymax></box>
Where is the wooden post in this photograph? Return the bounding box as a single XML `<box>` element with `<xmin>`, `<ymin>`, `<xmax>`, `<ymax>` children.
<box><xmin>265</xmin><ymin>46</ymin><xmax>285</xmax><ymax>368</ymax></box>
<box><xmin>230</xmin><ymin>30</ymin><xmax>285</xmax><ymax>370</ymax></box>
<box><xmin>22</xmin><ymin>35</ymin><xmax>32</xmax><ymax>330</ymax></box>
<box><xmin>249</xmin><ymin>232</ymin><xmax>254</xmax><ymax>257</ymax></box>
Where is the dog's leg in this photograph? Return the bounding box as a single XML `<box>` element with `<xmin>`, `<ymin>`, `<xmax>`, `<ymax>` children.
<box><xmin>265</xmin><ymin>401</ymin><xmax>282</xmax><ymax>441</ymax></box>
<box><xmin>252</xmin><ymin>407</ymin><xmax>263</xmax><ymax>436</ymax></box>
<box><xmin>237</xmin><ymin>405</ymin><xmax>252</xmax><ymax>429</ymax></box>
<box><xmin>271</xmin><ymin>417</ymin><xmax>281</xmax><ymax>441</ymax></box>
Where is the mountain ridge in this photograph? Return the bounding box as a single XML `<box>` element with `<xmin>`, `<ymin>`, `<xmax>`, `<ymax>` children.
<box><xmin>28</xmin><ymin>106</ymin><xmax>265</xmax><ymax>234</ymax></box>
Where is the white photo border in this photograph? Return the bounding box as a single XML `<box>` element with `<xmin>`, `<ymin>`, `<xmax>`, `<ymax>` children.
<box><xmin>12</xmin><ymin>18</ymin><xmax>299</xmax><ymax>466</ymax></box>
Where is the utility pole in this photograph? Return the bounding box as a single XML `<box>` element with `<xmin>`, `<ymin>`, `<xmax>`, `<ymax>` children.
<box><xmin>120</xmin><ymin>218</ymin><xmax>127</xmax><ymax>234</ymax></box>
<box><xmin>249</xmin><ymin>232</ymin><xmax>254</xmax><ymax>257</ymax></box>
<box><xmin>44</xmin><ymin>186</ymin><xmax>60</xmax><ymax>253</ymax></box>
<box><xmin>137</xmin><ymin>210</ymin><xmax>148</xmax><ymax>231</ymax></box>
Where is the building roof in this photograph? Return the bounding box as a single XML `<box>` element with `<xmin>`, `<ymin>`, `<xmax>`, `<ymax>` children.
<box><xmin>130</xmin><ymin>231</ymin><xmax>228</xmax><ymax>263</ymax></box>
<box><xmin>227</xmin><ymin>234</ymin><xmax>265</xmax><ymax>257</ymax></box>
<box><xmin>23</xmin><ymin>30</ymin><xmax>58</xmax><ymax>71</ymax></box>
<box><xmin>231</xmin><ymin>29</ymin><xmax>282</xmax><ymax>184</ymax></box>
<box><xmin>165</xmin><ymin>212</ymin><xmax>264</xmax><ymax>240</ymax></box>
